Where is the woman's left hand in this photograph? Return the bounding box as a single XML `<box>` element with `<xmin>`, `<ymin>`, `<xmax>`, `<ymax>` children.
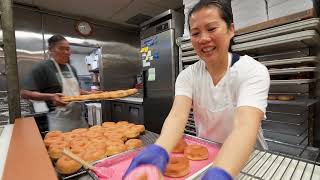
<box><xmin>202</xmin><ymin>167</ymin><xmax>233</xmax><ymax>180</ymax></box>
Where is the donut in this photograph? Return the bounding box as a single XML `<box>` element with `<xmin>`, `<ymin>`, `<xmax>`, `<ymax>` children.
<box><xmin>63</xmin><ymin>132</ymin><xmax>82</xmax><ymax>143</ymax></box>
<box><xmin>165</xmin><ymin>156</ymin><xmax>190</xmax><ymax>178</ymax></box>
<box><xmin>105</xmin><ymin>144</ymin><xmax>127</xmax><ymax>156</ymax></box>
<box><xmin>105</xmin><ymin>139</ymin><xmax>125</xmax><ymax>147</ymax></box>
<box><xmin>71</xmin><ymin>128</ymin><xmax>88</xmax><ymax>134</ymax></box>
<box><xmin>83</xmin><ymin>147</ymin><xmax>106</xmax><ymax>162</ymax></box>
<box><xmin>267</xmin><ymin>95</ymin><xmax>277</xmax><ymax>100</ymax></box>
<box><xmin>131</xmin><ymin>125</ymin><xmax>145</xmax><ymax>134</ymax></box>
<box><xmin>125</xmin><ymin>139</ymin><xmax>143</xmax><ymax>150</ymax></box>
<box><xmin>124</xmin><ymin>164</ymin><xmax>163</xmax><ymax>180</ymax></box>
<box><xmin>44</xmin><ymin>136</ymin><xmax>64</xmax><ymax>148</ymax></box>
<box><xmin>104</xmin><ymin>132</ymin><xmax>127</xmax><ymax>142</ymax></box>
<box><xmin>89</xmin><ymin>136</ymin><xmax>107</xmax><ymax>144</ymax></box>
<box><xmin>55</xmin><ymin>155</ymin><xmax>82</xmax><ymax>174</ymax></box>
<box><xmin>45</xmin><ymin>131</ymin><xmax>63</xmax><ymax>140</ymax></box>
<box><xmin>277</xmin><ymin>95</ymin><xmax>295</xmax><ymax>101</ymax></box>
<box><xmin>48</xmin><ymin>141</ymin><xmax>69</xmax><ymax>160</ymax></box>
<box><xmin>102</xmin><ymin>121</ymin><xmax>116</xmax><ymax>128</ymax></box>
<box><xmin>172</xmin><ymin>139</ymin><xmax>187</xmax><ymax>153</ymax></box>
<box><xmin>70</xmin><ymin>140</ymin><xmax>89</xmax><ymax>150</ymax></box>
<box><xmin>125</xmin><ymin>129</ymin><xmax>140</xmax><ymax>139</ymax></box>
<box><xmin>184</xmin><ymin>144</ymin><xmax>209</xmax><ymax>161</ymax></box>
<box><xmin>117</xmin><ymin>121</ymin><xmax>129</xmax><ymax>126</ymax></box>
<box><xmin>84</xmin><ymin>131</ymin><xmax>103</xmax><ymax>139</ymax></box>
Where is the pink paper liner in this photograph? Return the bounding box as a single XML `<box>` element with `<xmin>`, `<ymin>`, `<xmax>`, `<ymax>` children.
<box><xmin>94</xmin><ymin>136</ymin><xmax>220</xmax><ymax>180</ymax></box>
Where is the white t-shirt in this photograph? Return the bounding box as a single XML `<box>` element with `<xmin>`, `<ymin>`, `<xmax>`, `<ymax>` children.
<box><xmin>175</xmin><ymin>53</ymin><xmax>270</xmax><ymax>146</ymax></box>
<box><xmin>176</xmin><ymin>53</ymin><xmax>270</xmax><ymax>113</ymax></box>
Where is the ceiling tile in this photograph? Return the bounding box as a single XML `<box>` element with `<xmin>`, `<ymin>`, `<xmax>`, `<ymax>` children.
<box><xmin>111</xmin><ymin>0</ymin><xmax>168</xmax><ymax>25</ymax></box>
<box><xmin>32</xmin><ymin>0</ymin><xmax>132</xmax><ymax>21</ymax></box>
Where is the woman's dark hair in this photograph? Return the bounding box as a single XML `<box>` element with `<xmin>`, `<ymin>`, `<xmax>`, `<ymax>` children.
<box><xmin>188</xmin><ymin>0</ymin><xmax>233</xmax><ymax>29</ymax></box>
<box><xmin>48</xmin><ymin>34</ymin><xmax>67</xmax><ymax>48</ymax></box>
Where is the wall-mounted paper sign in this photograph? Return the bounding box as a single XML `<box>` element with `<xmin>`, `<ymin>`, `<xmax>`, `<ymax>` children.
<box><xmin>143</xmin><ymin>60</ymin><xmax>150</xmax><ymax>67</ymax></box>
<box><xmin>148</xmin><ymin>68</ymin><xmax>156</xmax><ymax>81</ymax></box>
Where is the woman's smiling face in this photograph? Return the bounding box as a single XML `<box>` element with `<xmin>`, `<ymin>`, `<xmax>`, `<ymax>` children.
<box><xmin>189</xmin><ymin>6</ymin><xmax>234</xmax><ymax>65</ymax></box>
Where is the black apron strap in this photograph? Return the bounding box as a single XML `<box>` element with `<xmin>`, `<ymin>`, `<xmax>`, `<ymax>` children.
<box><xmin>231</xmin><ymin>53</ymin><xmax>240</xmax><ymax>67</ymax></box>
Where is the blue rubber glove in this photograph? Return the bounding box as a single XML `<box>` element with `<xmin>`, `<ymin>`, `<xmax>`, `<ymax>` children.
<box><xmin>123</xmin><ymin>144</ymin><xmax>169</xmax><ymax>178</ymax></box>
<box><xmin>202</xmin><ymin>167</ymin><xmax>233</xmax><ymax>180</ymax></box>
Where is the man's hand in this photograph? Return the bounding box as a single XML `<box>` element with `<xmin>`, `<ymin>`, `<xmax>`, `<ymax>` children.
<box><xmin>51</xmin><ymin>93</ymin><xmax>68</xmax><ymax>106</ymax></box>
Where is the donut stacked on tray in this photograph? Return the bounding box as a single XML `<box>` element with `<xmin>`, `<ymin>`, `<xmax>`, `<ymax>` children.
<box><xmin>165</xmin><ymin>138</ymin><xmax>209</xmax><ymax>178</ymax></box>
<box><xmin>61</xmin><ymin>88</ymin><xmax>138</xmax><ymax>102</ymax></box>
<box><xmin>43</xmin><ymin>121</ymin><xmax>145</xmax><ymax>175</ymax></box>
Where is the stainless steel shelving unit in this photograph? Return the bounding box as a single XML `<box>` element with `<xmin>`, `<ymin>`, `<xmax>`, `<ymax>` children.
<box><xmin>231</xmin><ymin>17</ymin><xmax>320</xmax><ymax>160</ymax></box>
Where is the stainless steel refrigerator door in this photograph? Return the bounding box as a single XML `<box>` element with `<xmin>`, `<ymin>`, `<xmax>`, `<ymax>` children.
<box><xmin>142</xmin><ymin>29</ymin><xmax>178</xmax><ymax>133</ymax></box>
<box><xmin>142</xmin><ymin>29</ymin><xmax>177</xmax><ymax>98</ymax></box>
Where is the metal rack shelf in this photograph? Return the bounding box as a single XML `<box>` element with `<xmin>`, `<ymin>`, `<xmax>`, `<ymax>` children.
<box><xmin>232</xmin><ymin>30</ymin><xmax>320</xmax><ymax>54</ymax></box>
<box><xmin>267</xmin><ymin>98</ymin><xmax>318</xmax><ymax>107</ymax></box>
<box><xmin>271</xmin><ymin>79</ymin><xmax>316</xmax><ymax>85</ymax></box>
<box><xmin>269</xmin><ymin>67</ymin><xmax>317</xmax><ymax>75</ymax></box>
<box><xmin>261</xmin><ymin>56</ymin><xmax>318</xmax><ymax>66</ymax></box>
<box><xmin>238</xmin><ymin>149</ymin><xmax>320</xmax><ymax>179</ymax></box>
<box><xmin>181</xmin><ymin>55</ymin><xmax>199</xmax><ymax>63</ymax></box>
<box><xmin>234</xmin><ymin>18</ymin><xmax>320</xmax><ymax>43</ymax></box>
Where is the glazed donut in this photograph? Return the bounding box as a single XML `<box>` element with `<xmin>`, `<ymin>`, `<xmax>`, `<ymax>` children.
<box><xmin>117</xmin><ymin>121</ymin><xmax>129</xmax><ymax>126</ymax></box>
<box><xmin>89</xmin><ymin>125</ymin><xmax>103</xmax><ymax>131</ymax></box>
<box><xmin>87</xmin><ymin>141</ymin><xmax>107</xmax><ymax>151</ymax></box>
<box><xmin>44</xmin><ymin>136</ymin><xmax>64</xmax><ymax>148</ymax></box>
<box><xmin>105</xmin><ymin>144</ymin><xmax>127</xmax><ymax>156</ymax></box>
<box><xmin>165</xmin><ymin>156</ymin><xmax>190</xmax><ymax>178</ymax></box>
<box><xmin>277</xmin><ymin>95</ymin><xmax>295</xmax><ymax>101</ymax></box>
<box><xmin>89</xmin><ymin>136</ymin><xmax>108</xmax><ymax>144</ymax></box>
<box><xmin>105</xmin><ymin>139</ymin><xmax>125</xmax><ymax>147</ymax></box>
<box><xmin>70</xmin><ymin>140</ymin><xmax>89</xmax><ymax>150</ymax></box>
<box><xmin>184</xmin><ymin>144</ymin><xmax>209</xmax><ymax>161</ymax></box>
<box><xmin>63</xmin><ymin>132</ymin><xmax>82</xmax><ymax>143</ymax></box>
<box><xmin>172</xmin><ymin>139</ymin><xmax>187</xmax><ymax>153</ymax></box>
<box><xmin>71</xmin><ymin>128</ymin><xmax>88</xmax><ymax>134</ymax></box>
<box><xmin>102</xmin><ymin>121</ymin><xmax>116</xmax><ymax>128</ymax></box>
<box><xmin>83</xmin><ymin>147</ymin><xmax>106</xmax><ymax>162</ymax></box>
<box><xmin>84</xmin><ymin>131</ymin><xmax>103</xmax><ymax>139</ymax></box>
<box><xmin>268</xmin><ymin>95</ymin><xmax>277</xmax><ymax>100</ymax></box>
<box><xmin>48</xmin><ymin>141</ymin><xmax>69</xmax><ymax>160</ymax></box>
<box><xmin>125</xmin><ymin>139</ymin><xmax>143</xmax><ymax>150</ymax></box>
<box><xmin>125</xmin><ymin>129</ymin><xmax>140</xmax><ymax>139</ymax></box>
<box><xmin>132</xmin><ymin>125</ymin><xmax>145</xmax><ymax>134</ymax></box>
<box><xmin>45</xmin><ymin>131</ymin><xmax>63</xmax><ymax>140</ymax></box>
<box><xmin>124</xmin><ymin>165</ymin><xmax>163</xmax><ymax>180</ymax></box>
<box><xmin>55</xmin><ymin>155</ymin><xmax>82</xmax><ymax>175</ymax></box>
<box><xmin>104</xmin><ymin>132</ymin><xmax>127</xmax><ymax>142</ymax></box>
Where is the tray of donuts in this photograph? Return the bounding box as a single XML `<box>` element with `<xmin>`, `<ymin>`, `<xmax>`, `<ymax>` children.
<box><xmin>89</xmin><ymin>134</ymin><xmax>221</xmax><ymax>180</ymax></box>
<box><xmin>61</xmin><ymin>88</ymin><xmax>138</xmax><ymax>102</ymax></box>
<box><xmin>43</xmin><ymin>121</ymin><xmax>146</xmax><ymax>179</ymax></box>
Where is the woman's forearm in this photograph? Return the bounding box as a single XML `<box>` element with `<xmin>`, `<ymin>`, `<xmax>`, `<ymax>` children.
<box><xmin>155</xmin><ymin>96</ymin><xmax>192</xmax><ymax>153</ymax></box>
<box><xmin>212</xmin><ymin>106</ymin><xmax>263</xmax><ymax>177</ymax></box>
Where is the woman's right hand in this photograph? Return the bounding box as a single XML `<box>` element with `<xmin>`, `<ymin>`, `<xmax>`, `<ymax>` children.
<box><xmin>123</xmin><ymin>144</ymin><xmax>169</xmax><ymax>179</ymax></box>
<box><xmin>51</xmin><ymin>93</ymin><xmax>68</xmax><ymax>106</ymax></box>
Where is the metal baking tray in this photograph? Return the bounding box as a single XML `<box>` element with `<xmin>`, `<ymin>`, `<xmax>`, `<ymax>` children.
<box><xmin>266</xmin><ymin>111</ymin><xmax>307</xmax><ymax>126</ymax></box>
<box><xmin>181</xmin><ymin>42</ymin><xmax>194</xmax><ymax>51</ymax></box>
<box><xmin>268</xmin><ymin>67</ymin><xmax>317</xmax><ymax>75</ymax></box>
<box><xmin>270</xmin><ymin>79</ymin><xmax>316</xmax><ymax>85</ymax></box>
<box><xmin>263</xmin><ymin>129</ymin><xmax>308</xmax><ymax>146</ymax></box>
<box><xmin>261</xmin><ymin>56</ymin><xmax>318</xmax><ymax>67</ymax></box>
<box><xmin>181</xmin><ymin>55</ymin><xmax>200</xmax><ymax>63</ymax></box>
<box><xmin>269</xmin><ymin>83</ymin><xmax>313</xmax><ymax>95</ymax></box>
<box><xmin>234</xmin><ymin>18</ymin><xmax>320</xmax><ymax>43</ymax></box>
<box><xmin>262</xmin><ymin>120</ymin><xmax>307</xmax><ymax>137</ymax></box>
<box><xmin>182</xmin><ymin>50</ymin><xmax>197</xmax><ymax>57</ymax></box>
<box><xmin>268</xmin><ymin>98</ymin><xmax>318</xmax><ymax>107</ymax></box>
<box><xmin>231</xmin><ymin>30</ymin><xmax>320</xmax><ymax>54</ymax></box>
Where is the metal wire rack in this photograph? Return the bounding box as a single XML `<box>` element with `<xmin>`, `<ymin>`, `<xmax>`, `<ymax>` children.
<box><xmin>238</xmin><ymin>150</ymin><xmax>320</xmax><ymax>180</ymax></box>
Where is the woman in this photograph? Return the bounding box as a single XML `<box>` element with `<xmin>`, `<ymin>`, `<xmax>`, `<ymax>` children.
<box><xmin>21</xmin><ymin>34</ymin><xmax>93</xmax><ymax>132</ymax></box>
<box><xmin>124</xmin><ymin>0</ymin><xmax>270</xmax><ymax>179</ymax></box>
